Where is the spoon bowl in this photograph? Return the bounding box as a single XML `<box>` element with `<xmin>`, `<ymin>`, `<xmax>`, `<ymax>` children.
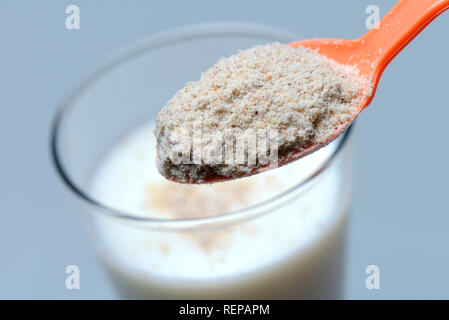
<box><xmin>173</xmin><ymin>0</ymin><xmax>449</xmax><ymax>184</ymax></box>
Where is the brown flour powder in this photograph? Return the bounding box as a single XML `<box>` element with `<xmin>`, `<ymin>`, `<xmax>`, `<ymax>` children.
<box><xmin>155</xmin><ymin>43</ymin><xmax>365</xmax><ymax>183</ymax></box>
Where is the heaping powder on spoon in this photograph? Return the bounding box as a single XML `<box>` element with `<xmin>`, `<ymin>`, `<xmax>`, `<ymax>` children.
<box><xmin>154</xmin><ymin>43</ymin><xmax>367</xmax><ymax>183</ymax></box>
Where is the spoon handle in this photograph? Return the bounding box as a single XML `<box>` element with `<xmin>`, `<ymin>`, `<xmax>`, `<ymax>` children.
<box><xmin>359</xmin><ymin>0</ymin><xmax>449</xmax><ymax>80</ymax></box>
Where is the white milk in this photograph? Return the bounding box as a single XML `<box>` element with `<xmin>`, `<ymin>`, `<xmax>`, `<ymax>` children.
<box><xmin>89</xmin><ymin>121</ymin><xmax>350</xmax><ymax>299</ymax></box>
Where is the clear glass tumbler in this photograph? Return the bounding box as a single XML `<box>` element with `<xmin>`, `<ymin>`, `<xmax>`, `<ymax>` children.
<box><xmin>51</xmin><ymin>23</ymin><xmax>353</xmax><ymax>299</ymax></box>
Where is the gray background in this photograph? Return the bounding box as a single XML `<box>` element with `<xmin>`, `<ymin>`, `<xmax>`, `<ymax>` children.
<box><xmin>1</xmin><ymin>0</ymin><xmax>448</xmax><ymax>299</ymax></box>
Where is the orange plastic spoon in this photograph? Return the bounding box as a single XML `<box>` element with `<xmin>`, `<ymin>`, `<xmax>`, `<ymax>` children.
<box><xmin>179</xmin><ymin>0</ymin><xmax>449</xmax><ymax>184</ymax></box>
<box><xmin>290</xmin><ymin>0</ymin><xmax>449</xmax><ymax>115</ymax></box>
<box><xmin>278</xmin><ymin>0</ymin><xmax>449</xmax><ymax>171</ymax></box>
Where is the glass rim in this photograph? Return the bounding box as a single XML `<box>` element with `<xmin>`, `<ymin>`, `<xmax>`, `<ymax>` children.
<box><xmin>50</xmin><ymin>22</ymin><xmax>353</xmax><ymax>231</ymax></box>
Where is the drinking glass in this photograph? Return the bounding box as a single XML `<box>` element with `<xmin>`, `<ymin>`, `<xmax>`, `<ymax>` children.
<box><xmin>51</xmin><ymin>22</ymin><xmax>353</xmax><ymax>299</ymax></box>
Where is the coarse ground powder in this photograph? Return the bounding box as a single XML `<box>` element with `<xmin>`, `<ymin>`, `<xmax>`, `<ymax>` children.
<box><xmin>155</xmin><ymin>43</ymin><xmax>366</xmax><ymax>183</ymax></box>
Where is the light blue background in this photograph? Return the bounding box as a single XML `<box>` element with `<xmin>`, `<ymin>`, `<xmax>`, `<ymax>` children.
<box><xmin>0</xmin><ymin>0</ymin><xmax>448</xmax><ymax>299</ymax></box>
